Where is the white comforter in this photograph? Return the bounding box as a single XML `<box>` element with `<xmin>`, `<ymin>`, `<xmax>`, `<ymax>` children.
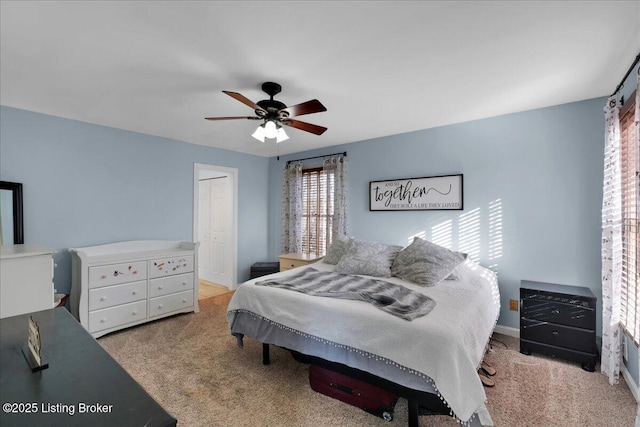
<box><xmin>227</xmin><ymin>258</ymin><xmax>500</xmax><ymax>424</ymax></box>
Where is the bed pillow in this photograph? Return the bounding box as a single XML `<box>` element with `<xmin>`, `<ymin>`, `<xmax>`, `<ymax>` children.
<box><xmin>323</xmin><ymin>233</ymin><xmax>353</xmax><ymax>265</ymax></box>
<box><xmin>391</xmin><ymin>237</ymin><xmax>467</xmax><ymax>286</ymax></box>
<box><xmin>334</xmin><ymin>238</ymin><xmax>402</xmax><ymax>277</ymax></box>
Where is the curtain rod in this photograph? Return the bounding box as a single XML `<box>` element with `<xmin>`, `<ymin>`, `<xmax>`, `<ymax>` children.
<box><xmin>610</xmin><ymin>52</ymin><xmax>640</xmax><ymax>97</ymax></box>
<box><xmin>286</xmin><ymin>151</ymin><xmax>347</xmax><ymax>165</ymax></box>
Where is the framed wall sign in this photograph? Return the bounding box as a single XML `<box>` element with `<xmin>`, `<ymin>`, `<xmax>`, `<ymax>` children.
<box><xmin>369</xmin><ymin>174</ymin><xmax>463</xmax><ymax>211</ymax></box>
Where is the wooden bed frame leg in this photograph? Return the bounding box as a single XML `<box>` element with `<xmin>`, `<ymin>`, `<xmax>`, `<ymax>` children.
<box><xmin>262</xmin><ymin>343</ymin><xmax>270</xmax><ymax>365</ymax></box>
<box><xmin>407</xmin><ymin>399</ymin><xmax>419</xmax><ymax>427</ymax></box>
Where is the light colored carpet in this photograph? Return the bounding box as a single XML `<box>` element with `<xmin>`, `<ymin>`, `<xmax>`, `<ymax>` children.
<box><xmin>98</xmin><ymin>293</ymin><xmax>637</xmax><ymax>426</ymax></box>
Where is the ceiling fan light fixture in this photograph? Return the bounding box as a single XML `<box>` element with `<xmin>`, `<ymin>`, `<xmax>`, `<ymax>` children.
<box><xmin>251</xmin><ymin>124</ymin><xmax>266</xmax><ymax>142</ymax></box>
<box><xmin>264</xmin><ymin>120</ymin><xmax>278</xmax><ymax>139</ymax></box>
<box><xmin>276</xmin><ymin>127</ymin><xmax>289</xmax><ymax>143</ymax></box>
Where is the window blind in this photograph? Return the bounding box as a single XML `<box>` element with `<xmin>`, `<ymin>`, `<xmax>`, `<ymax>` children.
<box><xmin>619</xmin><ymin>93</ymin><xmax>639</xmax><ymax>345</ymax></box>
<box><xmin>301</xmin><ymin>167</ymin><xmax>334</xmax><ymax>256</ymax></box>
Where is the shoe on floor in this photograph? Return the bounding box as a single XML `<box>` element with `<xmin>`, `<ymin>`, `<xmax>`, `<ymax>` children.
<box><xmin>480</xmin><ymin>360</ymin><xmax>497</xmax><ymax>376</ymax></box>
<box><xmin>478</xmin><ymin>371</ymin><xmax>495</xmax><ymax>387</ymax></box>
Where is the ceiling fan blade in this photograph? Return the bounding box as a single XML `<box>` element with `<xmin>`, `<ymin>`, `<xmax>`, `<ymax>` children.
<box><xmin>204</xmin><ymin>116</ymin><xmax>258</xmax><ymax>121</ymax></box>
<box><xmin>280</xmin><ymin>99</ymin><xmax>327</xmax><ymax>117</ymax></box>
<box><xmin>222</xmin><ymin>91</ymin><xmax>265</xmax><ymax>112</ymax></box>
<box><xmin>283</xmin><ymin>119</ymin><xmax>327</xmax><ymax>135</ymax></box>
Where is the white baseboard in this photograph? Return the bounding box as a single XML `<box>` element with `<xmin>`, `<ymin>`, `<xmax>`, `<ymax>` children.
<box><xmin>622</xmin><ymin>364</ymin><xmax>640</xmax><ymax>403</ymax></box>
<box><xmin>493</xmin><ymin>324</ymin><xmax>639</xmax><ymax>404</ymax></box>
<box><xmin>493</xmin><ymin>324</ymin><xmax>519</xmax><ymax>338</ymax></box>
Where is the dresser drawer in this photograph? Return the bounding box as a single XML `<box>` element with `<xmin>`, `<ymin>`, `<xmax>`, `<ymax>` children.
<box><xmin>149</xmin><ymin>255</ymin><xmax>194</xmax><ymax>279</ymax></box>
<box><xmin>149</xmin><ymin>290</ymin><xmax>194</xmax><ymax>317</ymax></box>
<box><xmin>89</xmin><ymin>280</ymin><xmax>147</xmax><ymax>311</ymax></box>
<box><xmin>521</xmin><ymin>299</ymin><xmax>594</xmax><ymax>330</ymax></box>
<box><xmin>89</xmin><ymin>261</ymin><xmax>147</xmax><ymax>289</ymax></box>
<box><xmin>89</xmin><ymin>300</ymin><xmax>147</xmax><ymax>333</ymax></box>
<box><xmin>148</xmin><ymin>273</ymin><xmax>194</xmax><ymax>298</ymax></box>
<box><xmin>520</xmin><ymin>318</ymin><xmax>595</xmax><ymax>353</ymax></box>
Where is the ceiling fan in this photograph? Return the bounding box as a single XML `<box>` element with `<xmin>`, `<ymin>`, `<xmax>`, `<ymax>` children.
<box><xmin>205</xmin><ymin>82</ymin><xmax>327</xmax><ymax>142</ymax></box>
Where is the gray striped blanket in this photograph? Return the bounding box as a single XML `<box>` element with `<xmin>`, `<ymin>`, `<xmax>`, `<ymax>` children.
<box><xmin>255</xmin><ymin>268</ymin><xmax>435</xmax><ymax>321</ymax></box>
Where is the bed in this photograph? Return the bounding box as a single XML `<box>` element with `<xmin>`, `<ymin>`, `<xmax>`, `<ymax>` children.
<box><xmin>226</xmin><ymin>239</ymin><xmax>500</xmax><ymax>426</ymax></box>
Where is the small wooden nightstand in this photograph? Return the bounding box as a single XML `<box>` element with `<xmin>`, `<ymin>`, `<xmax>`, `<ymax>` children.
<box><xmin>279</xmin><ymin>253</ymin><xmax>323</xmax><ymax>272</ymax></box>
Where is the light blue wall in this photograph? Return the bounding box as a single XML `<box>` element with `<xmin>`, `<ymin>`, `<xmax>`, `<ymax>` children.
<box><xmin>0</xmin><ymin>106</ymin><xmax>270</xmax><ymax>294</ymax></box>
<box><xmin>268</xmin><ymin>98</ymin><xmax>605</xmax><ymax>335</ymax></box>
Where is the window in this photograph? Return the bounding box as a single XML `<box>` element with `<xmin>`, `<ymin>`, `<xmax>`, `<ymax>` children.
<box><xmin>301</xmin><ymin>167</ymin><xmax>334</xmax><ymax>255</ymax></box>
<box><xmin>619</xmin><ymin>90</ymin><xmax>639</xmax><ymax>345</ymax></box>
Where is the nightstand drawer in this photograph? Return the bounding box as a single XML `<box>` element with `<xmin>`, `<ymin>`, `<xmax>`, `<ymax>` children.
<box><xmin>521</xmin><ymin>299</ymin><xmax>594</xmax><ymax>330</ymax></box>
<box><xmin>280</xmin><ymin>258</ymin><xmax>311</xmax><ymax>270</ymax></box>
<box><xmin>279</xmin><ymin>253</ymin><xmax>323</xmax><ymax>271</ymax></box>
<box><xmin>521</xmin><ymin>319</ymin><xmax>595</xmax><ymax>353</ymax></box>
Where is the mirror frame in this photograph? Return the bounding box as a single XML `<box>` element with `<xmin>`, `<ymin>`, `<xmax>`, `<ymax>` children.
<box><xmin>0</xmin><ymin>181</ymin><xmax>24</xmax><ymax>245</ymax></box>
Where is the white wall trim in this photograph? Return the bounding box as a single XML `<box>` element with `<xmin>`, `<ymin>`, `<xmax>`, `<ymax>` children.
<box><xmin>193</xmin><ymin>163</ymin><xmax>239</xmax><ymax>289</ymax></box>
<box><xmin>622</xmin><ymin>364</ymin><xmax>640</xmax><ymax>403</ymax></box>
<box><xmin>493</xmin><ymin>324</ymin><xmax>519</xmax><ymax>338</ymax></box>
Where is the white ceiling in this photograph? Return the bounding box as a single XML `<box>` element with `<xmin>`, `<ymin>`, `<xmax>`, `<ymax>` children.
<box><xmin>1</xmin><ymin>1</ymin><xmax>639</xmax><ymax>158</ymax></box>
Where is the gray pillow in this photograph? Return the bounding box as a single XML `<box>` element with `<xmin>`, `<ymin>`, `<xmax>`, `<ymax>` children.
<box><xmin>391</xmin><ymin>237</ymin><xmax>467</xmax><ymax>286</ymax></box>
<box><xmin>324</xmin><ymin>233</ymin><xmax>352</xmax><ymax>265</ymax></box>
<box><xmin>335</xmin><ymin>238</ymin><xmax>402</xmax><ymax>277</ymax></box>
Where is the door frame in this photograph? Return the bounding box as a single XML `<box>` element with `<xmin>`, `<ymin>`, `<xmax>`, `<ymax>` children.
<box><xmin>193</xmin><ymin>163</ymin><xmax>238</xmax><ymax>289</ymax></box>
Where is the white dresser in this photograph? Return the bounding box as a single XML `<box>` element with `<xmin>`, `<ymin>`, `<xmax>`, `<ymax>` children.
<box><xmin>70</xmin><ymin>240</ymin><xmax>199</xmax><ymax>338</ymax></box>
<box><xmin>0</xmin><ymin>244</ymin><xmax>55</xmax><ymax>319</ymax></box>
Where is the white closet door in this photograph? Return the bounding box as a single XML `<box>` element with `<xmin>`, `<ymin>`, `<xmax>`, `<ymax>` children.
<box><xmin>198</xmin><ymin>180</ymin><xmax>213</xmax><ymax>282</ymax></box>
<box><xmin>209</xmin><ymin>177</ymin><xmax>229</xmax><ymax>285</ymax></box>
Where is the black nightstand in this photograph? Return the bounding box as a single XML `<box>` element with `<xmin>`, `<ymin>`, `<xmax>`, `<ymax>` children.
<box><xmin>520</xmin><ymin>280</ymin><xmax>598</xmax><ymax>372</ymax></box>
<box><xmin>250</xmin><ymin>262</ymin><xmax>280</xmax><ymax>279</ymax></box>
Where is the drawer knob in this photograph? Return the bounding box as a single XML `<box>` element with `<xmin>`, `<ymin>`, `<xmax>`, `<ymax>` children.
<box><xmin>100</xmin><ymin>296</ymin><xmax>107</xmax><ymax>301</ymax></box>
<box><xmin>132</xmin><ymin>290</ymin><xmax>138</xmax><ymax>295</ymax></box>
<box><xmin>551</xmin><ymin>309</ymin><xmax>560</xmax><ymax>315</ymax></box>
<box><xmin>158</xmin><ymin>304</ymin><xmax>163</xmax><ymax>309</ymax></box>
<box><xmin>100</xmin><ymin>318</ymin><xmax>106</xmax><ymax>323</ymax></box>
<box><xmin>552</xmin><ymin>331</ymin><xmax>559</xmax><ymax>336</ymax></box>
<box><xmin>158</xmin><ymin>286</ymin><xmax>163</xmax><ymax>289</ymax></box>
<box><xmin>182</xmin><ymin>281</ymin><xmax>186</xmax><ymax>286</ymax></box>
<box><xmin>132</xmin><ymin>310</ymin><xmax>138</xmax><ymax>315</ymax></box>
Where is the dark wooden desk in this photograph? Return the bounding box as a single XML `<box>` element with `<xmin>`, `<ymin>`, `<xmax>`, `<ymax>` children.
<box><xmin>0</xmin><ymin>308</ymin><xmax>177</xmax><ymax>427</ymax></box>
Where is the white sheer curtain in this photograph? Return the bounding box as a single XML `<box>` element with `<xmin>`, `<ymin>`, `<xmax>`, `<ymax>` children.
<box><xmin>281</xmin><ymin>161</ymin><xmax>303</xmax><ymax>253</ymax></box>
<box><xmin>323</xmin><ymin>154</ymin><xmax>348</xmax><ymax>247</ymax></box>
<box><xmin>602</xmin><ymin>91</ymin><xmax>624</xmax><ymax>385</ymax></box>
